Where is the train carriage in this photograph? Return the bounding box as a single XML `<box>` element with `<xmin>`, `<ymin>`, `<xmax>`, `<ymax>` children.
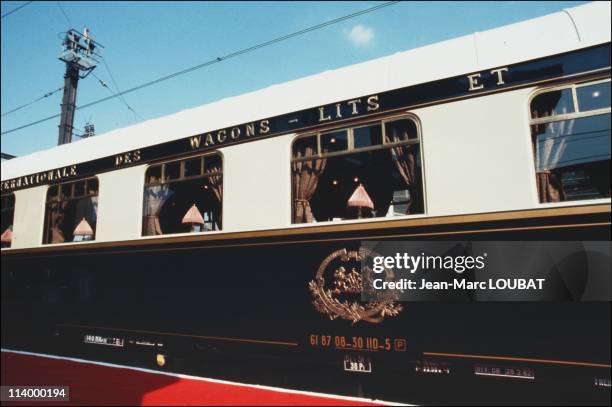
<box><xmin>1</xmin><ymin>2</ymin><xmax>611</xmax><ymax>404</ymax></box>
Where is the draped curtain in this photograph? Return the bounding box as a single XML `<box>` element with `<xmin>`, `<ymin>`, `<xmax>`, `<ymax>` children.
<box><xmin>385</xmin><ymin>126</ymin><xmax>420</xmax><ymax>214</ymax></box>
<box><xmin>205</xmin><ymin>167</ymin><xmax>223</xmax><ymax>230</ymax></box>
<box><xmin>143</xmin><ymin>184</ymin><xmax>173</xmax><ymax>235</ymax></box>
<box><xmin>390</xmin><ymin>144</ymin><xmax>419</xmax><ymax>214</ymax></box>
<box><xmin>531</xmin><ymin>107</ymin><xmax>570</xmax><ymax>203</ymax></box>
<box><xmin>292</xmin><ymin>146</ymin><xmax>326</xmax><ymax>223</ymax></box>
<box><xmin>46</xmin><ymin>200</ymin><xmax>68</xmax><ymax>243</ymax></box>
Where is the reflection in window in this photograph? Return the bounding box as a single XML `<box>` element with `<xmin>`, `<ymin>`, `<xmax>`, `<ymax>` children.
<box><xmin>143</xmin><ymin>153</ymin><xmax>222</xmax><ymax>236</ymax></box>
<box><xmin>321</xmin><ymin>130</ymin><xmax>348</xmax><ymax>153</ymax></box>
<box><xmin>576</xmin><ymin>82</ymin><xmax>611</xmax><ymax>112</ymax></box>
<box><xmin>292</xmin><ymin>117</ymin><xmax>424</xmax><ymax>223</ymax></box>
<box><xmin>354</xmin><ymin>124</ymin><xmax>383</xmax><ymax>149</ymax></box>
<box><xmin>1</xmin><ymin>193</ymin><xmax>15</xmax><ymax>248</ymax></box>
<box><xmin>43</xmin><ymin>178</ymin><xmax>99</xmax><ymax>244</ymax></box>
<box><xmin>531</xmin><ymin>79</ymin><xmax>611</xmax><ymax>202</ymax></box>
<box><xmin>531</xmin><ymin>88</ymin><xmax>574</xmax><ymax>119</ymax></box>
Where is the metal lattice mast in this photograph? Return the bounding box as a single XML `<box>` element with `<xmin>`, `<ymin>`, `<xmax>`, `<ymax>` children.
<box><xmin>57</xmin><ymin>28</ymin><xmax>101</xmax><ymax>145</ymax></box>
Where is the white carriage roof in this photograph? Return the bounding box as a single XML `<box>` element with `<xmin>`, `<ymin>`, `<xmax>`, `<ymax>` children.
<box><xmin>2</xmin><ymin>1</ymin><xmax>610</xmax><ymax>181</ymax></box>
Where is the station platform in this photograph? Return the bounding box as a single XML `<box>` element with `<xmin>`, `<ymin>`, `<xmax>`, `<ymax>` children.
<box><xmin>1</xmin><ymin>349</ymin><xmax>397</xmax><ymax>406</ymax></box>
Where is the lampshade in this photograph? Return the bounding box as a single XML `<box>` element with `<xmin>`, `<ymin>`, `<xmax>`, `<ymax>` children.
<box><xmin>182</xmin><ymin>204</ymin><xmax>204</xmax><ymax>225</ymax></box>
<box><xmin>347</xmin><ymin>184</ymin><xmax>374</xmax><ymax>209</ymax></box>
<box><xmin>1</xmin><ymin>228</ymin><xmax>13</xmax><ymax>243</ymax></box>
<box><xmin>73</xmin><ymin>218</ymin><xmax>94</xmax><ymax>236</ymax></box>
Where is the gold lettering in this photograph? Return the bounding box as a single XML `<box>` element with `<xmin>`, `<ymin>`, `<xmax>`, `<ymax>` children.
<box><xmin>10</xmin><ymin>179</ymin><xmax>16</xmax><ymax>189</ymax></box>
<box><xmin>230</xmin><ymin>127</ymin><xmax>241</xmax><ymax>139</ymax></box>
<box><xmin>205</xmin><ymin>133</ymin><xmax>215</xmax><ymax>146</ymax></box>
<box><xmin>54</xmin><ymin>169</ymin><xmax>62</xmax><ymax>179</ymax></box>
<box><xmin>467</xmin><ymin>73</ymin><xmax>484</xmax><ymax>91</ymax></box>
<box><xmin>40</xmin><ymin>172</ymin><xmax>48</xmax><ymax>182</ymax></box>
<box><xmin>347</xmin><ymin>99</ymin><xmax>362</xmax><ymax>115</ymax></box>
<box><xmin>16</xmin><ymin>178</ymin><xmax>22</xmax><ymax>187</ymax></box>
<box><xmin>335</xmin><ymin>103</ymin><xmax>342</xmax><ymax>118</ymax></box>
<box><xmin>246</xmin><ymin>123</ymin><xmax>256</xmax><ymax>137</ymax></box>
<box><xmin>70</xmin><ymin>165</ymin><xmax>77</xmax><ymax>176</ymax></box>
<box><xmin>217</xmin><ymin>130</ymin><xmax>227</xmax><ymax>143</ymax></box>
<box><xmin>366</xmin><ymin>95</ymin><xmax>380</xmax><ymax>112</ymax></box>
<box><xmin>115</xmin><ymin>155</ymin><xmax>124</xmax><ymax>166</ymax></box>
<box><xmin>318</xmin><ymin>107</ymin><xmax>331</xmax><ymax>122</ymax></box>
<box><xmin>62</xmin><ymin>167</ymin><xmax>69</xmax><ymax>177</ymax></box>
<box><xmin>189</xmin><ymin>135</ymin><xmax>202</xmax><ymax>149</ymax></box>
<box><xmin>490</xmin><ymin>67</ymin><xmax>509</xmax><ymax>85</ymax></box>
<box><xmin>133</xmin><ymin>150</ymin><xmax>141</xmax><ymax>162</ymax></box>
<box><xmin>259</xmin><ymin>119</ymin><xmax>270</xmax><ymax>134</ymax></box>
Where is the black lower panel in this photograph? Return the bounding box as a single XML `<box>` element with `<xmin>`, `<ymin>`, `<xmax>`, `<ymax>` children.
<box><xmin>2</xmin><ymin>218</ymin><xmax>611</xmax><ymax>405</ymax></box>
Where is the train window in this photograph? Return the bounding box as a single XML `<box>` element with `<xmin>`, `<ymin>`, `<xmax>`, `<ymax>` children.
<box><xmin>321</xmin><ymin>130</ymin><xmax>348</xmax><ymax>153</ymax></box>
<box><xmin>292</xmin><ymin>135</ymin><xmax>318</xmax><ymax>158</ymax></box>
<box><xmin>165</xmin><ymin>161</ymin><xmax>181</xmax><ymax>181</ymax></box>
<box><xmin>143</xmin><ymin>153</ymin><xmax>223</xmax><ymax>236</ymax></box>
<box><xmin>291</xmin><ymin>116</ymin><xmax>424</xmax><ymax>224</ymax></box>
<box><xmin>1</xmin><ymin>193</ymin><xmax>15</xmax><ymax>248</ymax></box>
<box><xmin>61</xmin><ymin>183</ymin><xmax>73</xmax><ymax>199</ymax></box>
<box><xmin>43</xmin><ymin>177</ymin><xmax>99</xmax><ymax>244</ymax></box>
<box><xmin>530</xmin><ymin>78</ymin><xmax>611</xmax><ymax>203</ymax></box>
<box><xmin>183</xmin><ymin>158</ymin><xmax>202</xmax><ymax>178</ymax></box>
<box><xmin>385</xmin><ymin>119</ymin><xmax>419</xmax><ymax>142</ymax></box>
<box><xmin>531</xmin><ymin>88</ymin><xmax>575</xmax><ymax>119</ymax></box>
<box><xmin>146</xmin><ymin>165</ymin><xmax>162</xmax><ymax>182</ymax></box>
<box><xmin>354</xmin><ymin>124</ymin><xmax>383</xmax><ymax>149</ymax></box>
<box><xmin>576</xmin><ymin>81</ymin><xmax>610</xmax><ymax>112</ymax></box>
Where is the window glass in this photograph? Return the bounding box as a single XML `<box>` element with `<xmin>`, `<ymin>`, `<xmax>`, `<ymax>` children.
<box><xmin>292</xmin><ymin>117</ymin><xmax>423</xmax><ymax>224</ymax></box>
<box><xmin>1</xmin><ymin>193</ymin><xmax>15</xmax><ymax>248</ymax></box>
<box><xmin>47</xmin><ymin>185</ymin><xmax>59</xmax><ymax>200</ymax></box>
<box><xmin>164</xmin><ymin>162</ymin><xmax>180</xmax><ymax>181</ymax></box>
<box><xmin>204</xmin><ymin>154</ymin><xmax>222</xmax><ymax>172</ymax></box>
<box><xmin>533</xmin><ymin>114</ymin><xmax>611</xmax><ymax>201</ymax></box>
<box><xmin>531</xmin><ymin>80</ymin><xmax>611</xmax><ymax>203</ymax></box>
<box><xmin>43</xmin><ymin>178</ymin><xmax>99</xmax><ymax>244</ymax></box>
<box><xmin>142</xmin><ymin>154</ymin><xmax>223</xmax><ymax>236</ymax></box>
<box><xmin>354</xmin><ymin>124</ymin><xmax>382</xmax><ymax>149</ymax></box>
<box><xmin>184</xmin><ymin>158</ymin><xmax>202</xmax><ymax>178</ymax></box>
<box><xmin>146</xmin><ymin>165</ymin><xmax>162</xmax><ymax>184</ymax></box>
<box><xmin>576</xmin><ymin>81</ymin><xmax>610</xmax><ymax>112</ymax></box>
<box><xmin>61</xmin><ymin>183</ymin><xmax>72</xmax><ymax>199</ymax></box>
<box><xmin>321</xmin><ymin>130</ymin><xmax>348</xmax><ymax>153</ymax></box>
<box><xmin>74</xmin><ymin>181</ymin><xmax>86</xmax><ymax>197</ymax></box>
<box><xmin>385</xmin><ymin>119</ymin><xmax>419</xmax><ymax>143</ymax></box>
<box><xmin>292</xmin><ymin>135</ymin><xmax>317</xmax><ymax>159</ymax></box>
<box><xmin>87</xmin><ymin>179</ymin><xmax>98</xmax><ymax>195</ymax></box>
<box><xmin>531</xmin><ymin>88</ymin><xmax>575</xmax><ymax>119</ymax></box>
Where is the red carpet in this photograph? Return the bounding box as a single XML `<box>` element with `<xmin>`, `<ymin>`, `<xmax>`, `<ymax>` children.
<box><xmin>1</xmin><ymin>351</ymin><xmax>389</xmax><ymax>406</ymax></box>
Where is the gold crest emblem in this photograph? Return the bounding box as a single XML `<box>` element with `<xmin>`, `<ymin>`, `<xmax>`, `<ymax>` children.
<box><xmin>309</xmin><ymin>248</ymin><xmax>402</xmax><ymax>324</ymax></box>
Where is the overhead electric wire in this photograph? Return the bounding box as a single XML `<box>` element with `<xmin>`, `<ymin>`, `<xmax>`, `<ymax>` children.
<box><xmin>1</xmin><ymin>1</ymin><xmax>34</xmax><ymax>19</ymax></box>
<box><xmin>1</xmin><ymin>87</ymin><xmax>64</xmax><ymax>117</ymax></box>
<box><xmin>56</xmin><ymin>0</ymin><xmax>72</xmax><ymax>27</ymax></box>
<box><xmin>1</xmin><ymin>1</ymin><xmax>400</xmax><ymax>136</ymax></box>
<box><xmin>100</xmin><ymin>57</ymin><xmax>139</xmax><ymax>120</ymax></box>
<box><xmin>91</xmin><ymin>71</ymin><xmax>138</xmax><ymax>120</ymax></box>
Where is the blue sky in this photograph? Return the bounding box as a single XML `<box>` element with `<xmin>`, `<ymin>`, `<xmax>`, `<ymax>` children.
<box><xmin>1</xmin><ymin>1</ymin><xmax>588</xmax><ymax>157</ymax></box>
